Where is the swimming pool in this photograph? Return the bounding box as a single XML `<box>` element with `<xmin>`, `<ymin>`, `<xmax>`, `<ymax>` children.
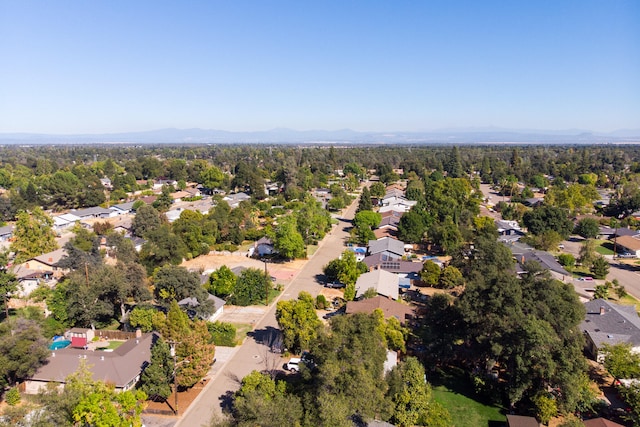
<box><xmin>49</xmin><ymin>340</ymin><xmax>71</xmax><ymax>350</ymax></box>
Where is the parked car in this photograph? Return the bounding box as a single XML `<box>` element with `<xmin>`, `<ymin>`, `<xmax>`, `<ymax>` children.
<box><xmin>285</xmin><ymin>357</ymin><xmax>301</xmax><ymax>372</ymax></box>
<box><xmin>578</xmin><ymin>277</ymin><xmax>594</xmax><ymax>281</ymax></box>
<box><xmin>618</xmin><ymin>252</ymin><xmax>637</xmax><ymax>259</ymax></box>
<box><xmin>325</xmin><ymin>281</ymin><xmax>345</xmax><ymax>288</ymax></box>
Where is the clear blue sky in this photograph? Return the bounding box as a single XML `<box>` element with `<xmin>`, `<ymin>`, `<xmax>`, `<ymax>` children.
<box><xmin>1</xmin><ymin>1</ymin><xmax>638</xmax><ymax>134</ymax></box>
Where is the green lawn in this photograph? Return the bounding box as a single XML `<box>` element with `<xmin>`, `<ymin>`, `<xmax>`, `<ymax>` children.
<box><xmin>430</xmin><ymin>367</ymin><xmax>506</xmax><ymax>427</ymax></box>
<box><xmin>433</xmin><ymin>386</ymin><xmax>506</xmax><ymax>427</ymax></box>
<box><xmin>595</xmin><ymin>240</ymin><xmax>614</xmax><ymax>255</ymax></box>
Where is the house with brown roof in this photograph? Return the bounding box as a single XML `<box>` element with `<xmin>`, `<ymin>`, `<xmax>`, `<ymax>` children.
<box><xmin>346</xmin><ymin>296</ymin><xmax>413</xmax><ymax>325</ymax></box>
<box><xmin>583</xmin><ymin>418</ymin><xmax>625</xmax><ymax>427</ymax></box>
<box><xmin>22</xmin><ymin>248</ymin><xmax>68</xmax><ymax>277</ymax></box>
<box><xmin>615</xmin><ymin>235</ymin><xmax>640</xmax><ymax>257</ymax></box>
<box><xmin>24</xmin><ymin>331</ymin><xmax>159</xmax><ymax>394</ymax></box>
<box><xmin>506</xmin><ymin>415</ymin><xmax>540</xmax><ymax>427</ymax></box>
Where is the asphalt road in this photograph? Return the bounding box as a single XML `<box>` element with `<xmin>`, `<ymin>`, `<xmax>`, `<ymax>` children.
<box><xmin>175</xmin><ymin>193</ymin><xmax>361</xmax><ymax>427</ymax></box>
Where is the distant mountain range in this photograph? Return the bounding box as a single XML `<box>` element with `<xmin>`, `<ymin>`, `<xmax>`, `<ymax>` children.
<box><xmin>1</xmin><ymin>127</ymin><xmax>639</xmax><ymax>145</ymax></box>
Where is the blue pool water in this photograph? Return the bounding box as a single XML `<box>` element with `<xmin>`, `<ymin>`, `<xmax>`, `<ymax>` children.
<box><xmin>49</xmin><ymin>340</ymin><xmax>71</xmax><ymax>350</ymax></box>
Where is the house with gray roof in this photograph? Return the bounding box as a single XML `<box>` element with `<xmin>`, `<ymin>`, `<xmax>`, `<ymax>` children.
<box><xmin>178</xmin><ymin>293</ymin><xmax>226</xmax><ymax>322</ymax></box>
<box><xmin>581</xmin><ymin>299</ymin><xmax>640</xmax><ymax>362</ymax></box>
<box><xmin>368</xmin><ymin>237</ymin><xmax>405</xmax><ymax>260</ymax></box>
<box><xmin>70</xmin><ymin>206</ymin><xmax>112</xmax><ymax>220</ymax></box>
<box><xmin>0</xmin><ymin>225</ymin><xmax>13</xmax><ymax>242</ymax></box>
<box><xmin>110</xmin><ymin>201</ymin><xmax>135</xmax><ymax>215</ymax></box>
<box><xmin>223</xmin><ymin>192</ymin><xmax>251</xmax><ymax>208</ymax></box>
<box><xmin>52</xmin><ymin>213</ymin><xmax>82</xmax><ymax>231</ymax></box>
<box><xmin>355</xmin><ymin>269</ymin><xmax>399</xmax><ymax>300</ymax></box>
<box><xmin>24</xmin><ymin>331</ymin><xmax>159</xmax><ymax>394</ymax></box>
<box><xmin>507</xmin><ymin>241</ymin><xmax>569</xmax><ymax>278</ymax></box>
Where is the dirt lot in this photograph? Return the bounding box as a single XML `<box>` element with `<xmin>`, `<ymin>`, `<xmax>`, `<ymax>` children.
<box><xmin>181</xmin><ymin>253</ymin><xmax>306</xmax><ymax>282</ymax></box>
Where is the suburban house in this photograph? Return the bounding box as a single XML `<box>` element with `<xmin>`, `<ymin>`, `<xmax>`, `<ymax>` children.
<box><xmin>170</xmin><ymin>190</ymin><xmax>191</xmax><ymax>202</ymax></box>
<box><xmin>52</xmin><ymin>213</ymin><xmax>83</xmax><ymax>231</ymax></box>
<box><xmin>165</xmin><ymin>207</ymin><xmax>184</xmax><ymax>223</ymax></box>
<box><xmin>496</xmin><ymin>220</ymin><xmax>524</xmax><ymax>240</ymax></box>
<box><xmin>109</xmin><ymin>201</ymin><xmax>136</xmax><ymax>216</ymax></box>
<box><xmin>110</xmin><ymin>216</ymin><xmax>133</xmax><ymax>236</ymax></box>
<box><xmin>15</xmin><ymin>271</ymin><xmax>53</xmax><ymax>298</ymax></box>
<box><xmin>506</xmin><ymin>415</ymin><xmax>540</xmax><ymax>427</ymax></box>
<box><xmin>178</xmin><ymin>294</ymin><xmax>226</xmax><ymax>322</ymax></box>
<box><xmin>383</xmin><ymin>188</ymin><xmax>405</xmax><ymax>199</ymax></box>
<box><xmin>70</xmin><ymin>207</ymin><xmax>112</xmax><ymax>220</ymax></box>
<box><xmin>24</xmin><ymin>331</ymin><xmax>159</xmax><ymax>394</ymax></box>
<box><xmin>184</xmin><ymin>187</ymin><xmax>202</xmax><ymax>198</ymax></box>
<box><xmin>254</xmin><ymin>237</ymin><xmax>276</xmax><ymax>257</ymax></box>
<box><xmin>346</xmin><ymin>296</ymin><xmax>413</xmax><ymax>325</ymax></box>
<box><xmin>22</xmin><ymin>248</ymin><xmax>69</xmax><ymax>277</ymax></box>
<box><xmin>223</xmin><ymin>192</ymin><xmax>251</xmax><ymax>208</ymax></box>
<box><xmin>153</xmin><ymin>179</ymin><xmax>178</xmax><ymax>190</ymax></box>
<box><xmin>355</xmin><ymin>269</ymin><xmax>400</xmax><ymax>300</ymax></box>
<box><xmin>508</xmin><ymin>242</ymin><xmax>569</xmax><ymax>279</ymax></box>
<box><xmin>580</xmin><ymin>299</ymin><xmax>640</xmax><ymax>362</ymax></box>
<box><xmin>614</xmin><ymin>235</ymin><xmax>640</xmax><ymax>257</ymax></box>
<box><xmin>362</xmin><ymin>253</ymin><xmax>423</xmax><ymax>277</ymax></box>
<box><xmin>0</xmin><ymin>224</ymin><xmax>13</xmax><ymax>242</ymax></box>
<box><xmin>368</xmin><ymin>237</ymin><xmax>405</xmax><ymax>260</ymax></box>
<box><xmin>378</xmin><ymin>197</ymin><xmax>416</xmax><ymax>214</ymax></box>
<box><xmin>583</xmin><ymin>418</ymin><xmax>625</xmax><ymax>427</ymax></box>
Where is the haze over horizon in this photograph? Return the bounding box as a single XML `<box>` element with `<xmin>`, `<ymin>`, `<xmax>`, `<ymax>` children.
<box><xmin>1</xmin><ymin>1</ymin><xmax>638</xmax><ymax>135</ymax></box>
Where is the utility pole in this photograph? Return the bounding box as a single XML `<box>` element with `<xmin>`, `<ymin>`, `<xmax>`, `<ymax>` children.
<box><xmin>168</xmin><ymin>341</ymin><xmax>189</xmax><ymax>416</ymax></box>
<box><xmin>264</xmin><ymin>260</ymin><xmax>269</xmax><ymax>306</ymax></box>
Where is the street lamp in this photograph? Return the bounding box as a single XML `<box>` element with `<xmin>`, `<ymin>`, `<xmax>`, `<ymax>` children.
<box><xmin>169</xmin><ymin>342</ymin><xmax>189</xmax><ymax>416</ymax></box>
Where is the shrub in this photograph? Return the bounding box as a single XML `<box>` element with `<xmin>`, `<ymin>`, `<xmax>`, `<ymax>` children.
<box><xmin>207</xmin><ymin>321</ymin><xmax>237</xmax><ymax>347</ymax></box>
<box><xmin>5</xmin><ymin>387</ymin><xmax>20</xmax><ymax>406</ymax></box>
<box><xmin>315</xmin><ymin>295</ymin><xmax>328</xmax><ymax>309</ymax></box>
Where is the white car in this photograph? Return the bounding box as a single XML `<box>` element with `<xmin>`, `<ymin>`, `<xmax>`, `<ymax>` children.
<box><xmin>285</xmin><ymin>357</ymin><xmax>301</xmax><ymax>372</ymax></box>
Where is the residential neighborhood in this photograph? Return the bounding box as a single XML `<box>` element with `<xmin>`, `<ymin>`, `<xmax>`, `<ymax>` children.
<box><xmin>2</xmin><ymin>145</ymin><xmax>640</xmax><ymax>427</ymax></box>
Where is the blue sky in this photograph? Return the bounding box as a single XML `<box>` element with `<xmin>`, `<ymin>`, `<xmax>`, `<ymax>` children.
<box><xmin>1</xmin><ymin>1</ymin><xmax>638</xmax><ymax>134</ymax></box>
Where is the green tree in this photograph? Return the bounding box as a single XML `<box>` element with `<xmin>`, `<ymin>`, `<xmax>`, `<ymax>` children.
<box><xmin>207</xmin><ymin>265</ymin><xmax>237</xmax><ymax>298</ymax></box>
<box><xmin>310</xmin><ymin>312</ymin><xmax>392</xmax><ymax>424</ymax></box>
<box><xmin>590</xmin><ymin>256</ymin><xmax>609</xmax><ymax>279</ymax></box>
<box><xmin>274</xmin><ymin>217</ymin><xmax>306</xmax><ymax>259</ymax></box>
<box><xmin>574</xmin><ymin>218</ymin><xmax>600</xmax><ymax>239</ymax></box>
<box><xmin>233</xmin><ymin>371</ymin><xmax>303</xmax><ymax>427</ymax></box>
<box><xmin>386</xmin><ymin>357</ymin><xmax>452</xmax><ymax>427</ymax></box>
<box><xmin>276</xmin><ymin>291</ymin><xmax>322</xmax><ymax>354</ymax></box>
<box><xmin>557</xmin><ymin>253</ymin><xmax>576</xmax><ymax>270</ymax></box>
<box><xmin>532</xmin><ymin>392</ymin><xmax>557</xmax><ymax>425</ymax></box>
<box><xmin>140</xmin><ymin>224</ymin><xmax>188</xmax><ymax>274</ymax></box>
<box><xmin>139</xmin><ymin>337</ymin><xmax>173</xmax><ymax>400</ymax></box>
<box><xmin>0</xmin><ymin>268</ymin><xmax>18</xmax><ymax>318</ymax></box>
<box><xmin>128</xmin><ymin>306</ymin><xmax>165</xmax><ymax>332</ymax></box>
<box><xmin>420</xmin><ymin>261</ymin><xmax>441</xmax><ymax>287</ymax></box>
<box><xmin>522</xmin><ymin>205</ymin><xmax>573</xmax><ymax>239</ymax></box>
<box><xmin>0</xmin><ymin>317</ymin><xmax>49</xmax><ymax>389</ymax></box>
<box><xmin>578</xmin><ymin>239</ymin><xmax>598</xmax><ymax>268</ymax></box>
<box><xmin>11</xmin><ymin>208</ymin><xmax>58</xmax><ymax>263</ymax></box>
<box><xmin>230</xmin><ymin>268</ymin><xmax>270</xmax><ymax>306</ymax></box>
<box><xmin>153</xmin><ymin>265</ymin><xmax>212</xmax><ymax>316</ymax></box>
<box><xmin>200</xmin><ymin>165</ymin><xmax>225</xmax><ymax>190</ymax></box>
<box><xmin>397</xmin><ymin>209</ymin><xmax>428</xmax><ymax>244</ymax></box>
<box><xmin>370</xmin><ymin>182</ymin><xmax>386</xmax><ymax>198</ymax></box>
<box><xmin>131</xmin><ymin>204</ymin><xmax>163</xmax><ymax>238</ymax></box>
<box><xmin>439</xmin><ymin>265</ymin><xmax>464</xmax><ymax>289</ymax></box>
<box><xmin>357</xmin><ymin>186</ymin><xmax>373</xmax><ymax>212</ymax></box>
<box><xmin>601</xmin><ymin>343</ymin><xmax>640</xmax><ymax>379</ymax></box>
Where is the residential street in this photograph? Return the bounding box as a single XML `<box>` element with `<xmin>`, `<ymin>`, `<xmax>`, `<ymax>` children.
<box><xmin>173</xmin><ymin>193</ymin><xmax>361</xmax><ymax>427</ymax></box>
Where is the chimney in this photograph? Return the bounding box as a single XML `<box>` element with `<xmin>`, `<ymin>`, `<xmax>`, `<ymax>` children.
<box><xmin>600</xmin><ymin>306</ymin><xmax>605</xmax><ymax>315</ymax></box>
<box><xmin>48</xmin><ymin>257</ymin><xmax>53</xmax><ymax>263</ymax></box>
